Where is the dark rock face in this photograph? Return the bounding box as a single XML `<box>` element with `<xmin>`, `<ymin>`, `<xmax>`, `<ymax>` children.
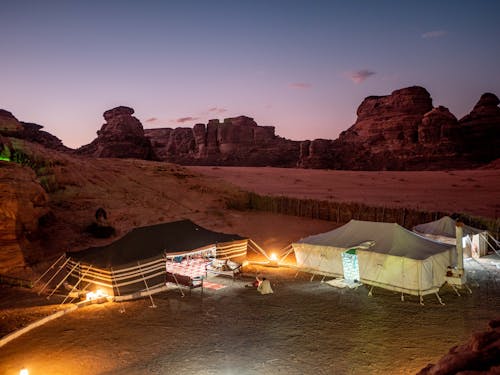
<box><xmin>145</xmin><ymin>115</ymin><xmax>300</xmax><ymax>167</ymax></box>
<box><xmin>0</xmin><ymin>109</ymin><xmax>69</xmax><ymax>152</ymax></box>
<box><xmin>19</xmin><ymin>122</ymin><xmax>70</xmax><ymax>152</ymax></box>
<box><xmin>329</xmin><ymin>86</ymin><xmax>438</xmax><ymax>170</ymax></box>
<box><xmin>77</xmin><ymin>106</ymin><xmax>156</xmax><ymax>159</ymax></box>
<box><xmin>0</xmin><ymin>163</ymin><xmax>50</xmax><ymax>273</ymax></box>
<box><xmin>458</xmin><ymin>93</ymin><xmax>500</xmax><ymax>163</ymax></box>
<box><xmin>418</xmin><ymin>320</ymin><xmax>500</xmax><ymax>375</ymax></box>
<box><xmin>298</xmin><ymin>139</ymin><xmax>336</xmax><ymax>168</ymax></box>
<box><xmin>301</xmin><ymin>86</ymin><xmax>499</xmax><ymax>170</ymax></box>
<box><xmin>0</xmin><ymin>109</ymin><xmax>23</xmax><ymax>136</ymax></box>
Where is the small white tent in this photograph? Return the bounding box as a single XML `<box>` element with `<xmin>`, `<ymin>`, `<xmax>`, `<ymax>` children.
<box><xmin>292</xmin><ymin>220</ymin><xmax>456</xmax><ymax>297</ymax></box>
<box><xmin>413</xmin><ymin>216</ymin><xmax>488</xmax><ymax>258</ymax></box>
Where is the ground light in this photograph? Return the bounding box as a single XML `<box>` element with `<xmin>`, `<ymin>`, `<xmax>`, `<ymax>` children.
<box><xmin>20</xmin><ymin>368</ymin><xmax>28</xmax><ymax>375</ymax></box>
<box><xmin>85</xmin><ymin>289</ymin><xmax>107</xmax><ymax>301</ymax></box>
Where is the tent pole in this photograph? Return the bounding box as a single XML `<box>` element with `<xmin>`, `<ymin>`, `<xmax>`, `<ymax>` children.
<box><xmin>60</xmin><ymin>263</ymin><xmax>92</xmax><ymax>305</ymax></box>
<box><xmin>481</xmin><ymin>233</ymin><xmax>500</xmax><ymax>257</ymax></box>
<box><xmin>33</xmin><ymin>254</ymin><xmax>65</xmax><ymax>286</ymax></box>
<box><xmin>248</xmin><ymin>239</ymin><xmax>270</xmax><ymax>259</ymax></box>
<box><xmin>38</xmin><ymin>257</ymin><xmax>71</xmax><ymax>296</ymax></box>
<box><xmin>435</xmin><ymin>292</ymin><xmax>445</xmax><ymax>305</ymax></box>
<box><xmin>278</xmin><ymin>244</ymin><xmax>294</xmax><ymax>264</ymax></box>
<box><xmin>48</xmin><ymin>261</ymin><xmax>80</xmax><ymax>299</ymax></box>
<box><xmin>138</xmin><ymin>261</ymin><xmax>157</xmax><ymax>308</ymax></box>
<box><xmin>111</xmin><ymin>268</ymin><xmax>126</xmax><ymax>313</ymax></box>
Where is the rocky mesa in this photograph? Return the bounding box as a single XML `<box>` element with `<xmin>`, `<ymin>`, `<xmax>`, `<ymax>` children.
<box><xmin>3</xmin><ymin>85</ymin><xmax>500</xmax><ymax>170</ymax></box>
<box><xmin>145</xmin><ymin>115</ymin><xmax>300</xmax><ymax>167</ymax></box>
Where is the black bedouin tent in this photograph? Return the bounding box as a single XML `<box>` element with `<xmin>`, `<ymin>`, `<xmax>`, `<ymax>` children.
<box><xmin>38</xmin><ymin>220</ymin><xmax>255</xmax><ymax>303</ymax></box>
<box><xmin>68</xmin><ymin>220</ymin><xmax>246</xmax><ymax>268</ymax></box>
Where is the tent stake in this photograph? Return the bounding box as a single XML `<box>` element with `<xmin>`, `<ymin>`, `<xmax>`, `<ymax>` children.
<box><xmin>435</xmin><ymin>292</ymin><xmax>445</xmax><ymax>305</ymax></box>
<box><xmin>401</xmin><ymin>292</ymin><xmax>404</xmax><ymax>302</ymax></box>
<box><xmin>138</xmin><ymin>261</ymin><xmax>157</xmax><ymax>308</ymax></box>
<box><xmin>111</xmin><ymin>268</ymin><xmax>126</xmax><ymax>313</ymax></box>
<box><xmin>368</xmin><ymin>285</ymin><xmax>374</xmax><ymax>296</ymax></box>
<box><xmin>419</xmin><ymin>295</ymin><xmax>424</xmax><ymax>306</ymax></box>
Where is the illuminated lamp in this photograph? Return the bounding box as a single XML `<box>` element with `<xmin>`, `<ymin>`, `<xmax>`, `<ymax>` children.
<box><xmin>85</xmin><ymin>289</ymin><xmax>108</xmax><ymax>301</ymax></box>
<box><xmin>268</xmin><ymin>252</ymin><xmax>279</xmax><ymax>266</ymax></box>
<box><xmin>20</xmin><ymin>368</ymin><xmax>29</xmax><ymax>375</ymax></box>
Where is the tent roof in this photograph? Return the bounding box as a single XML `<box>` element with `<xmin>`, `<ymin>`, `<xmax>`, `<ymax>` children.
<box><xmin>413</xmin><ymin>216</ymin><xmax>484</xmax><ymax>238</ymax></box>
<box><xmin>298</xmin><ymin>219</ymin><xmax>453</xmax><ymax>260</ymax></box>
<box><xmin>67</xmin><ymin>220</ymin><xmax>245</xmax><ymax>268</ymax></box>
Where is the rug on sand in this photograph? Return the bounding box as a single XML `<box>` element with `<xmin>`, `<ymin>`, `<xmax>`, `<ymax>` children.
<box><xmin>203</xmin><ymin>281</ymin><xmax>226</xmax><ymax>290</ymax></box>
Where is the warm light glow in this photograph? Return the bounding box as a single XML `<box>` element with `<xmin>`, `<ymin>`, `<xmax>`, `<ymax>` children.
<box><xmin>20</xmin><ymin>368</ymin><xmax>29</xmax><ymax>375</ymax></box>
<box><xmin>86</xmin><ymin>289</ymin><xmax>107</xmax><ymax>301</ymax></box>
<box><xmin>270</xmin><ymin>253</ymin><xmax>278</xmax><ymax>261</ymax></box>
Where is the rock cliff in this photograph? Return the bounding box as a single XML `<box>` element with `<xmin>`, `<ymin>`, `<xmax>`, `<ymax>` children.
<box><xmin>302</xmin><ymin>86</ymin><xmax>498</xmax><ymax>170</ymax></box>
<box><xmin>0</xmin><ymin>162</ymin><xmax>49</xmax><ymax>273</ymax></box>
<box><xmin>0</xmin><ymin>109</ymin><xmax>23</xmax><ymax>136</ymax></box>
<box><xmin>3</xmin><ymin>85</ymin><xmax>498</xmax><ymax>170</ymax></box>
<box><xmin>458</xmin><ymin>93</ymin><xmax>500</xmax><ymax>163</ymax></box>
<box><xmin>145</xmin><ymin>115</ymin><xmax>300</xmax><ymax>167</ymax></box>
<box><xmin>77</xmin><ymin>106</ymin><xmax>156</xmax><ymax>159</ymax></box>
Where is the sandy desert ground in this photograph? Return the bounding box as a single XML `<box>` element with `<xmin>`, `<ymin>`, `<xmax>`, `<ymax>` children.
<box><xmin>188</xmin><ymin>166</ymin><xmax>500</xmax><ymax>219</ymax></box>
<box><xmin>0</xmin><ymin>256</ymin><xmax>499</xmax><ymax>375</ymax></box>
<box><xmin>1</xmin><ymin>146</ymin><xmax>500</xmax><ymax>374</ymax></box>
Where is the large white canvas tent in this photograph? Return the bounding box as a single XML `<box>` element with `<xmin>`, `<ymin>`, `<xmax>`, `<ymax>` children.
<box><xmin>413</xmin><ymin>216</ymin><xmax>489</xmax><ymax>258</ymax></box>
<box><xmin>37</xmin><ymin>220</ymin><xmax>253</xmax><ymax>302</ymax></box>
<box><xmin>293</xmin><ymin>220</ymin><xmax>456</xmax><ymax>297</ymax></box>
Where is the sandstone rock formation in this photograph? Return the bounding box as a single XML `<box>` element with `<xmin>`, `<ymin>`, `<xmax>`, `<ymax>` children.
<box><xmin>300</xmin><ymin>86</ymin><xmax>498</xmax><ymax>170</ymax></box>
<box><xmin>77</xmin><ymin>106</ymin><xmax>156</xmax><ymax>159</ymax></box>
<box><xmin>0</xmin><ymin>109</ymin><xmax>23</xmax><ymax>136</ymax></box>
<box><xmin>458</xmin><ymin>93</ymin><xmax>500</xmax><ymax>163</ymax></box>
<box><xmin>418</xmin><ymin>319</ymin><xmax>500</xmax><ymax>374</ymax></box>
<box><xmin>19</xmin><ymin>122</ymin><xmax>70</xmax><ymax>152</ymax></box>
<box><xmin>298</xmin><ymin>139</ymin><xmax>336</xmax><ymax>169</ymax></box>
<box><xmin>0</xmin><ymin>162</ymin><xmax>49</xmax><ymax>273</ymax></box>
<box><xmin>145</xmin><ymin>115</ymin><xmax>300</xmax><ymax>167</ymax></box>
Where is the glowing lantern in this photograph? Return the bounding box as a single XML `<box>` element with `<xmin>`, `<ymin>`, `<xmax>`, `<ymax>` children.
<box><xmin>85</xmin><ymin>289</ymin><xmax>107</xmax><ymax>301</ymax></box>
<box><xmin>20</xmin><ymin>368</ymin><xmax>29</xmax><ymax>375</ymax></box>
<box><xmin>269</xmin><ymin>253</ymin><xmax>278</xmax><ymax>262</ymax></box>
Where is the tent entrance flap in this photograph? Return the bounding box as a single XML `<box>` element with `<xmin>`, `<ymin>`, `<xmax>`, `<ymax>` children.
<box><xmin>342</xmin><ymin>249</ymin><xmax>360</xmax><ymax>282</ymax></box>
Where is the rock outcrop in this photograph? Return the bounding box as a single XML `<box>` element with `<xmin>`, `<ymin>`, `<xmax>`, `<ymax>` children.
<box><xmin>298</xmin><ymin>139</ymin><xmax>336</xmax><ymax>169</ymax></box>
<box><xmin>301</xmin><ymin>86</ymin><xmax>499</xmax><ymax>170</ymax></box>
<box><xmin>458</xmin><ymin>93</ymin><xmax>500</xmax><ymax>163</ymax></box>
<box><xmin>0</xmin><ymin>162</ymin><xmax>49</xmax><ymax>273</ymax></box>
<box><xmin>145</xmin><ymin>115</ymin><xmax>300</xmax><ymax>167</ymax></box>
<box><xmin>418</xmin><ymin>320</ymin><xmax>500</xmax><ymax>375</ymax></box>
<box><xmin>0</xmin><ymin>109</ymin><xmax>23</xmax><ymax>136</ymax></box>
<box><xmin>77</xmin><ymin>106</ymin><xmax>156</xmax><ymax>159</ymax></box>
<box><xmin>19</xmin><ymin>122</ymin><xmax>70</xmax><ymax>152</ymax></box>
<box><xmin>5</xmin><ymin>85</ymin><xmax>496</xmax><ymax>170</ymax></box>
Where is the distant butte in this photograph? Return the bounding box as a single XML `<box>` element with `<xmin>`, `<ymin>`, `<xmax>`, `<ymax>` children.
<box><xmin>2</xmin><ymin>86</ymin><xmax>499</xmax><ymax>170</ymax></box>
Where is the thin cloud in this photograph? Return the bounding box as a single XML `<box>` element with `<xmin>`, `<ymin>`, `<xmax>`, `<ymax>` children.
<box><xmin>176</xmin><ymin>116</ymin><xmax>199</xmax><ymax>124</ymax></box>
<box><xmin>421</xmin><ymin>30</ymin><xmax>447</xmax><ymax>39</ymax></box>
<box><xmin>208</xmin><ymin>107</ymin><xmax>228</xmax><ymax>114</ymax></box>
<box><xmin>289</xmin><ymin>82</ymin><xmax>312</xmax><ymax>90</ymax></box>
<box><xmin>349</xmin><ymin>70</ymin><xmax>376</xmax><ymax>84</ymax></box>
<box><xmin>145</xmin><ymin>117</ymin><xmax>158</xmax><ymax>123</ymax></box>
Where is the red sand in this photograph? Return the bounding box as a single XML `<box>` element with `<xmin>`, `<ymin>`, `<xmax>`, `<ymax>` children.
<box><xmin>189</xmin><ymin>166</ymin><xmax>500</xmax><ymax>218</ymax></box>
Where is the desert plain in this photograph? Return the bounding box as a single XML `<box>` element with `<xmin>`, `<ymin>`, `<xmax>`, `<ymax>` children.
<box><xmin>0</xmin><ymin>156</ymin><xmax>499</xmax><ymax>375</ymax></box>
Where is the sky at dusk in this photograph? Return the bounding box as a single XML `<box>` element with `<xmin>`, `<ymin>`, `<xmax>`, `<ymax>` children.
<box><xmin>1</xmin><ymin>0</ymin><xmax>500</xmax><ymax>148</ymax></box>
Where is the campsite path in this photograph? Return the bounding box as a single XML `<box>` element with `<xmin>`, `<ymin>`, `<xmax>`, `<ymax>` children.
<box><xmin>0</xmin><ymin>260</ymin><xmax>499</xmax><ymax>375</ymax></box>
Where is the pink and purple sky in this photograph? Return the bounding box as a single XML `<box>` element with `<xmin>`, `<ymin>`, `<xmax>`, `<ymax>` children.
<box><xmin>1</xmin><ymin>0</ymin><xmax>499</xmax><ymax>148</ymax></box>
